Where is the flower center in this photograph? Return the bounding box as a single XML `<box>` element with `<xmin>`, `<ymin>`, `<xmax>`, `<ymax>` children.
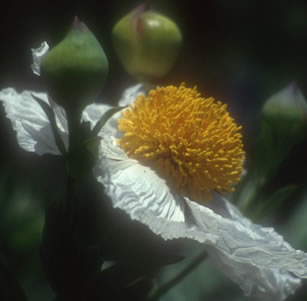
<box><xmin>118</xmin><ymin>84</ymin><xmax>245</xmax><ymax>202</ymax></box>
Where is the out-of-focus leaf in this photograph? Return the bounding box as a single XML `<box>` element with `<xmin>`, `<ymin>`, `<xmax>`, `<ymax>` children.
<box><xmin>157</xmin><ymin>246</ymin><xmax>243</xmax><ymax>301</ymax></box>
<box><xmin>252</xmin><ymin>185</ymin><xmax>297</xmax><ymax>220</ymax></box>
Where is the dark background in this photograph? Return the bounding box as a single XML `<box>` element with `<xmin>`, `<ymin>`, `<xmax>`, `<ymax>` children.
<box><xmin>0</xmin><ymin>1</ymin><xmax>307</xmax><ymax>300</ymax></box>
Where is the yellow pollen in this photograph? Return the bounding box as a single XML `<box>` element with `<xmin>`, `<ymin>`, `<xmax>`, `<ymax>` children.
<box><xmin>117</xmin><ymin>83</ymin><xmax>245</xmax><ymax>202</ymax></box>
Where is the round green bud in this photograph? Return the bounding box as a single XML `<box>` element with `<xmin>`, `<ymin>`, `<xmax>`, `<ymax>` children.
<box><xmin>112</xmin><ymin>5</ymin><xmax>182</xmax><ymax>82</ymax></box>
<box><xmin>262</xmin><ymin>83</ymin><xmax>307</xmax><ymax>139</ymax></box>
<box><xmin>41</xmin><ymin>17</ymin><xmax>108</xmax><ymax>110</ymax></box>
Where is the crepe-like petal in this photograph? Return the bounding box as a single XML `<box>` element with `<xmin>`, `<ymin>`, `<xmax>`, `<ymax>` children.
<box><xmin>31</xmin><ymin>41</ymin><xmax>49</xmax><ymax>76</ymax></box>
<box><xmin>95</xmin><ymin>130</ymin><xmax>187</xmax><ymax>228</ymax></box>
<box><xmin>118</xmin><ymin>84</ymin><xmax>146</xmax><ymax>106</ymax></box>
<box><xmin>0</xmin><ymin>87</ymin><xmax>112</xmax><ymax>156</ymax></box>
<box><xmin>0</xmin><ymin>88</ymin><xmax>68</xmax><ymax>155</ymax></box>
<box><xmin>185</xmin><ymin>198</ymin><xmax>307</xmax><ymax>278</ymax></box>
<box><xmin>96</xmin><ymin>111</ymin><xmax>307</xmax><ymax>300</ymax></box>
<box><xmin>188</xmin><ymin>198</ymin><xmax>302</xmax><ymax>300</ymax></box>
<box><xmin>82</xmin><ymin>102</ymin><xmax>112</xmax><ymax>129</ymax></box>
<box><xmin>209</xmin><ymin>248</ymin><xmax>300</xmax><ymax>301</ymax></box>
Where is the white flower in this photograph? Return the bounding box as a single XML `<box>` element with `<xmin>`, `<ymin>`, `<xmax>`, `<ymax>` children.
<box><xmin>94</xmin><ymin>84</ymin><xmax>307</xmax><ymax>301</ymax></box>
<box><xmin>1</xmin><ymin>44</ymin><xmax>307</xmax><ymax>301</ymax></box>
<box><xmin>0</xmin><ymin>88</ymin><xmax>110</xmax><ymax>155</ymax></box>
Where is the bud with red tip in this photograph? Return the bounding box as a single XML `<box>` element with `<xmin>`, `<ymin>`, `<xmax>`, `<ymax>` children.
<box><xmin>112</xmin><ymin>5</ymin><xmax>182</xmax><ymax>82</ymax></box>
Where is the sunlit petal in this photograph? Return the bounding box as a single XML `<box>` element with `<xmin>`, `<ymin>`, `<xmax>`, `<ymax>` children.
<box><xmin>82</xmin><ymin>102</ymin><xmax>112</xmax><ymax>128</ymax></box>
<box><xmin>95</xmin><ymin>129</ymin><xmax>187</xmax><ymax>233</ymax></box>
<box><xmin>31</xmin><ymin>41</ymin><xmax>49</xmax><ymax>76</ymax></box>
<box><xmin>0</xmin><ymin>88</ymin><xmax>68</xmax><ymax>155</ymax></box>
<box><xmin>118</xmin><ymin>83</ymin><xmax>146</xmax><ymax>106</ymax></box>
<box><xmin>187</xmin><ymin>197</ymin><xmax>304</xmax><ymax>300</ymax></box>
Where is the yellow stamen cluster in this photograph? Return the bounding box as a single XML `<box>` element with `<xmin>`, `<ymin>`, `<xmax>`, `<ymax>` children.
<box><xmin>118</xmin><ymin>84</ymin><xmax>245</xmax><ymax>202</ymax></box>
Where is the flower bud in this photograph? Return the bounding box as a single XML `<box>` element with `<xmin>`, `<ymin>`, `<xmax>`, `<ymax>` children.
<box><xmin>41</xmin><ymin>17</ymin><xmax>108</xmax><ymax>110</ymax></box>
<box><xmin>112</xmin><ymin>5</ymin><xmax>182</xmax><ymax>82</ymax></box>
<box><xmin>262</xmin><ymin>82</ymin><xmax>307</xmax><ymax>139</ymax></box>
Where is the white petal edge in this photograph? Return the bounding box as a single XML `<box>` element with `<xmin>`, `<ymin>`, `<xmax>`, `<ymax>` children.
<box><xmin>95</xmin><ymin>112</ymin><xmax>307</xmax><ymax>300</ymax></box>
<box><xmin>118</xmin><ymin>83</ymin><xmax>154</xmax><ymax>106</ymax></box>
<box><xmin>0</xmin><ymin>87</ymin><xmax>114</xmax><ymax>155</ymax></box>
<box><xmin>82</xmin><ymin>102</ymin><xmax>112</xmax><ymax>130</ymax></box>
<box><xmin>31</xmin><ymin>41</ymin><xmax>49</xmax><ymax>76</ymax></box>
<box><xmin>208</xmin><ymin>247</ymin><xmax>301</xmax><ymax>301</ymax></box>
<box><xmin>0</xmin><ymin>88</ymin><xmax>68</xmax><ymax>155</ymax></box>
<box><xmin>94</xmin><ymin>139</ymin><xmax>187</xmax><ymax>227</ymax></box>
<box><xmin>189</xmin><ymin>199</ymin><xmax>302</xmax><ymax>300</ymax></box>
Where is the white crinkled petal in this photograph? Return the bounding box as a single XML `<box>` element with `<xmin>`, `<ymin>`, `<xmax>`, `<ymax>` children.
<box><xmin>95</xmin><ymin>113</ymin><xmax>307</xmax><ymax>300</ymax></box>
<box><xmin>31</xmin><ymin>41</ymin><xmax>49</xmax><ymax>76</ymax></box>
<box><xmin>118</xmin><ymin>83</ymin><xmax>147</xmax><ymax>106</ymax></box>
<box><xmin>208</xmin><ymin>248</ymin><xmax>301</xmax><ymax>301</ymax></box>
<box><xmin>188</xmin><ymin>198</ymin><xmax>302</xmax><ymax>300</ymax></box>
<box><xmin>82</xmin><ymin>102</ymin><xmax>112</xmax><ymax>129</ymax></box>
<box><xmin>94</xmin><ymin>139</ymin><xmax>187</xmax><ymax>228</ymax></box>
<box><xmin>0</xmin><ymin>88</ymin><xmax>68</xmax><ymax>155</ymax></box>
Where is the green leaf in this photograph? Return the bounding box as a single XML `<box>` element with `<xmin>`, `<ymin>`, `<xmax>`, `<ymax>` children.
<box><xmin>253</xmin><ymin>120</ymin><xmax>274</xmax><ymax>185</ymax></box>
<box><xmin>91</xmin><ymin>106</ymin><xmax>124</xmax><ymax>137</ymax></box>
<box><xmin>252</xmin><ymin>185</ymin><xmax>297</xmax><ymax>220</ymax></box>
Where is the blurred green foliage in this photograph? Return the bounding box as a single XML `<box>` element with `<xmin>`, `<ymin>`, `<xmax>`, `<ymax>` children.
<box><xmin>0</xmin><ymin>175</ymin><xmax>54</xmax><ymax>300</ymax></box>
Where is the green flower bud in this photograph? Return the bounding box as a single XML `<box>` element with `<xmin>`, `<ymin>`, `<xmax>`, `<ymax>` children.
<box><xmin>262</xmin><ymin>82</ymin><xmax>307</xmax><ymax>139</ymax></box>
<box><xmin>112</xmin><ymin>5</ymin><xmax>182</xmax><ymax>82</ymax></box>
<box><xmin>41</xmin><ymin>17</ymin><xmax>108</xmax><ymax>110</ymax></box>
<box><xmin>250</xmin><ymin>83</ymin><xmax>307</xmax><ymax>193</ymax></box>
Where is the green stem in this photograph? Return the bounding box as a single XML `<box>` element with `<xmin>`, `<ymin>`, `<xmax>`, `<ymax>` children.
<box><xmin>65</xmin><ymin>106</ymin><xmax>82</xmax><ymax>154</ymax></box>
<box><xmin>149</xmin><ymin>251</ymin><xmax>208</xmax><ymax>301</ymax></box>
<box><xmin>65</xmin><ymin>175</ymin><xmax>75</xmax><ymax>233</ymax></box>
<box><xmin>63</xmin><ymin>105</ymin><xmax>82</xmax><ymax>233</ymax></box>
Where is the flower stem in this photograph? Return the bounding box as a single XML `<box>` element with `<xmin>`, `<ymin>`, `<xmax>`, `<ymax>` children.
<box><xmin>64</xmin><ymin>105</ymin><xmax>82</xmax><ymax>232</ymax></box>
<box><xmin>65</xmin><ymin>175</ymin><xmax>75</xmax><ymax>232</ymax></box>
<box><xmin>148</xmin><ymin>250</ymin><xmax>208</xmax><ymax>300</ymax></box>
<box><xmin>65</xmin><ymin>106</ymin><xmax>82</xmax><ymax>154</ymax></box>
